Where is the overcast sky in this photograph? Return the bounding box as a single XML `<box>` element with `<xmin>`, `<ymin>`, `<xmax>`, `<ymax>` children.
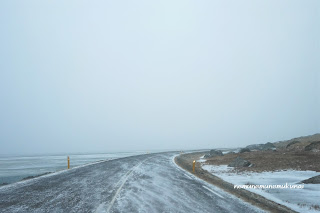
<box><xmin>0</xmin><ymin>0</ymin><xmax>319</xmax><ymax>155</ymax></box>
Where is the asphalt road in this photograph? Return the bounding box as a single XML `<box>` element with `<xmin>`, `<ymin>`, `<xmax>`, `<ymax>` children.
<box><xmin>0</xmin><ymin>152</ymin><xmax>264</xmax><ymax>213</ymax></box>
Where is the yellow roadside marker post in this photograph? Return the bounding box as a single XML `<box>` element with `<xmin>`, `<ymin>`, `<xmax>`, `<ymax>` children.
<box><xmin>193</xmin><ymin>160</ymin><xmax>196</xmax><ymax>173</ymax></box>
<box><xmin>67</xmin><ymin>156</ymin><xmax>70</xmax><ymax>169</ymax></box>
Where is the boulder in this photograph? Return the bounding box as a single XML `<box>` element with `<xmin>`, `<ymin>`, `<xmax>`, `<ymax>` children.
<box><xmin>246</xmin><ymin>144</ymin><xmax>261</xmax><ymax>150</ymax></box>
<box><xmin>204</xmin><ymin>149</ymin><xmax>223</xmax><ymax>158</ymax></box>
<box><xmin>262</xmin><ymin>142</ymin><xmax>276</xmax><ymax>150</ymax></box>
<box><xmin>246</xmin><ymin>142</ymin><xmax>275</xmax><ymax>151</ymax></box>
<box><xmin>210</xmin><ymin>149</ymin><xmax>223</xmax><ymax>156</ymax></box>
<box><xmin>228</xmin><ymin>157</ymin><xmax>251</xmax><ymax>167</ymax></box>
<box><xmin>301</xmin><ymin>175</ymin><xmax>320</xmax><ymax>184</ymax></box>
<box><xmin>304</xmin><ymin>141</ymin><xmax>320</xmax><ymax>152</ymax></box>
<box><xmin>239</xmin><ymin>148</ymin><xmax>251</xmax><ymax>153</ymax></box>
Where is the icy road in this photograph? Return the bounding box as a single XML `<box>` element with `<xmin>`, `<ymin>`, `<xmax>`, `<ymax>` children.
<box><xmin>0</xmin><ymin>152</ymin><xmax>264</xmax><ymax>213</ymax></box>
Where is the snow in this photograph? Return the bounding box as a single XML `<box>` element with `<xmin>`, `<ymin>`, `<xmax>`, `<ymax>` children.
<box><xmin>202</xmin><ymin>164</ymin><xmax>320</xmax><ymax>212</ymax></box>
<box><xmin>233</xmin><ymin>149</ymin><xmax>241</xmax><ymax>153</ymax></box>
<box><xmin>197</xmin><ymin>155</ymin><xmax>206</xmax><ymax>163</ymax></box>
<box><xmin>172</xmin><ymin>155</ymin><xmax>266</xmax><ymax>213</ymax></box>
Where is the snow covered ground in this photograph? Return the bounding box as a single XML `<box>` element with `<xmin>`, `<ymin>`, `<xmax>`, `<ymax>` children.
<box><xmin>202</xmin><ymin>164</ymin><xmax>320</xmax><ymax>213</ymax></box>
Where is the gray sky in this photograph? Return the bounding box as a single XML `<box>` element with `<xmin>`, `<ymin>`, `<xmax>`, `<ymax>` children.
<box><xmin>0</xmin><ymin>0</ymin><xmax>319</xmax><ymax>155</ymax></box>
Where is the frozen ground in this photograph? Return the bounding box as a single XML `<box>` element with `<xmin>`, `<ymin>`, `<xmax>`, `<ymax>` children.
<box><xmin>0</xmin><ymin>152</ymin><xmax>265</xmax><ymax>213</ymax></box>
<box><xmin>202</xmin><ymin>164</ymin><xmax>320</xmax><ymax>213</ymax></box>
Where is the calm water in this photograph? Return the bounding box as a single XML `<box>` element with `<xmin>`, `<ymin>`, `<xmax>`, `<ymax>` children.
<box><xmin>0</xmin><ymin>151</ymin><xmax>147</xmax><ymax>185</ymax></box>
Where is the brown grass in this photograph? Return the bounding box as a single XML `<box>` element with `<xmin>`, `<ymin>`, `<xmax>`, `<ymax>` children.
<box><xmin>204</xmin><ymin>150</ymin><xmax>320</xmax><ymax>172</ymax></box>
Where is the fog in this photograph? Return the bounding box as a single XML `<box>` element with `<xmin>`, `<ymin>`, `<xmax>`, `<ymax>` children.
<box><xmin>0</xmin><ymin>0</ymin><xmax>319</xmax><ymax>155</ymax></box>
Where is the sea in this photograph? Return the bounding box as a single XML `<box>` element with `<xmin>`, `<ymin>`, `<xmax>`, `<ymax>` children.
<box><xmin>0</xmin><ymin>151</ymin><xmax>147</xmax><ymax>185</ymax></box>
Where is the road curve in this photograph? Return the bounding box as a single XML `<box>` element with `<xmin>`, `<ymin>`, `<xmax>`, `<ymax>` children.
<box><xmin>0</xmin><ymin>152</ymin><xmax>264</xmax><ymax>213</ymax></box>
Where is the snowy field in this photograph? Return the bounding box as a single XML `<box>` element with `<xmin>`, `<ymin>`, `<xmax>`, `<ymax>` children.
<box><xmin>202</xmin><ymin>163</ymin><xmax>320</xmax><ymax>213</ymax></box>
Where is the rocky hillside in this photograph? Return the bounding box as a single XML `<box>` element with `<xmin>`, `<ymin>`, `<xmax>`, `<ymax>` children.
<box><xmin>272</xmin><ymin>133</ymin><xmax>320</xmax><ymax>151</ymax></box>
<box><xmin>203</xmin><ymin>133</ymin><xmax>320</xmax><ymax>172</ymax></box>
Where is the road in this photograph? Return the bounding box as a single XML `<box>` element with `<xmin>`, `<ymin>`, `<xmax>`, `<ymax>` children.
<box><xmin>0</xmin><ymin>152</ymin><xmax>264</xmax><ymax>213</ymax></box>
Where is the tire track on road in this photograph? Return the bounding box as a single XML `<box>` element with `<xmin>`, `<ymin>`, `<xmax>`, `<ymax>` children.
<box><xmin>95</xmin><ymin>157</ymin><xmax>150</xmax><ymax>213</ymax></box>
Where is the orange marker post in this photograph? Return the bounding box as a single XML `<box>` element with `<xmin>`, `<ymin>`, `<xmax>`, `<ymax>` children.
<box><xmin>67</xmin><ymin>156</ymin><xmax>70</xmax><ymax>169</ymax></box>
<box><xmin>192</xmin><ymin>160</ymin><xmax>196</xmax><ymax>173</ymax></box>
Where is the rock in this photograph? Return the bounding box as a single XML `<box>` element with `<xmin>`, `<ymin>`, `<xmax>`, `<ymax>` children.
<box><xmin>204</xmin><ymin>149</ymin><xmax>223</xmax><ymax>158</ymax></box>
<box><xmin>228</xmin><ymin>157</ymin><xmax>251</xmax><ymax>167</ymax></box>
<box><xmin>301</xmin><ymin>175</ymin><xmax>320</xmax><ymax>184</ymax></box>
<box><xmin>262</xmin><ymin>142</ymin><xmax>276</xmax><ymax>150</ymax></box>
<box><xmin>239</xmin><ymin>148</ymin><xmax>251</xmax><ymax>153</ymax></box>
<box><xmin>304</xmin><ymin>141</ymin><xmax>320</xmax><ymax>152</ymax></box>
<box><xmin>209</xmin><ymin>149</ymin><xmax>223</xmax><ymax>156</ymax></box>
<box><xmin>245</xmin><ymin>144</ymin><xmax>260</xmax><ymax>150</ymax></box>
<box><xmin>246</xmin><ymin>142</ymin><xmax>275</xmax><ymax>151</ymax></box>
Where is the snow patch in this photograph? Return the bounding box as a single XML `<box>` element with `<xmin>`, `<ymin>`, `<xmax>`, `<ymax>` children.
<box><xmin>202</xmin><ymin>164</ymin><xmax>320</xmax><ymax>213</ymax></box>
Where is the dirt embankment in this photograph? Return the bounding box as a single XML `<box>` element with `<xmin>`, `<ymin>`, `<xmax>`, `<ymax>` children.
<box><xmin>175</xmin><ymin>152</ymin><xmax>297</xmax><ymax>213</ymax></box>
